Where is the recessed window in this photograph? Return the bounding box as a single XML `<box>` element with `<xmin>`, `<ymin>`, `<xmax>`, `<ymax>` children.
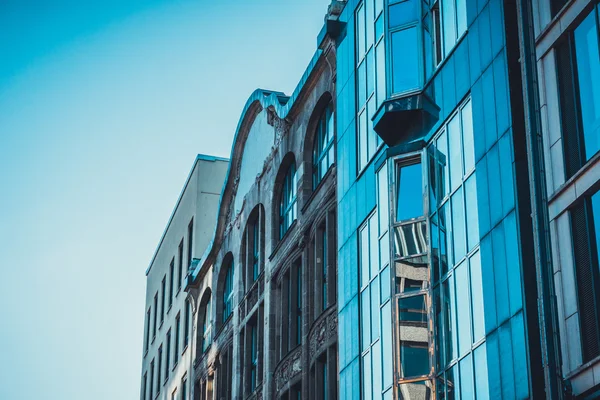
<box><xmin>178</xmin><ymin>240</ymin><xmax>184</xmax><ymax>292</ymax></box>
<box><xmin>152</xmin><ymin>293</ymin><xmax>158</xmax><ymax>339</ymax></box>
<box><xmin>570</xmin><ymin>190</ymin><xmax>600</xmax><ymax>361</ymax></box>
<box><xmin>145</xmin><ymin>307</ymin><xmax>151</xmax><ymax>353</ymax></box>
<box><xmin>279</xmin><ymin>163</ymin><xmax>298</xmax><ymax>238</ymax></box>
<box><xmin>174</xmin><ymin>313</ymin><xmax>180</xmax><ymax>361</ymax></box>
<box><xmin>149</xmin><ymin>359</ymin><xmax>155</xmax><ymax>399</ymax></box>
<box><xmin>184</xmin><ymin>299</ymin><xmax>190</xmax><ymax>348</ymax></box>
<box><xmin>160</xmin><ymin>275</ymin><xmax>166</xmax><ymax>325</ymax></box>
<box><xmin>223</xmin><ymin>260</ymin><xmax>234</xmax><ymax>322</ymax></box>
<box><xmin>556</xmin><ymin>6</ymin><xmax>600</xmax><ymax>178</ymax></box>
<box><xmin>201</xmin><ymin>293</ymin><xmax>212</xmax><ymax>353</ymax></box>
<box><xmin>165</xmin><ymin>329</ymin><xmax>171</xmax><ymax>382</ymax></box>
<box><xmin>250</xmin><ymin>323</ymin><xmax>258</xmax><ymax>392</ymax></box>
<box><xmin>395</xmin><ymin>162</ymin><xmax>423</xmax><ymax>221</ymax></box>
<box><xmin>157</xmin><ymin>345</ymin><xmax>162</xmax><ymax>395</ymax></box>
<box><xmin>313</xmin><ymin>102</ymin><xmax>335</xmax><ymax>189</ymax></box>
<box><xmin>169</xmin><ymin>258</ymin><xmax>174</xmax><ymax>308</ymax></box>
<box><xmin>187</xmin><ymin>217</ymin><xmax>194</xmax><ymax>268</ymax></box>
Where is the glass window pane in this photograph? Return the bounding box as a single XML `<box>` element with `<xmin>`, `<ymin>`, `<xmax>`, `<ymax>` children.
<box><xmin>372</xmin><ymin>342</ymin><xmax>382</xmax><ymax>397</ymax></box>
<box><xmin>361</xmin><ymin>288</ymin><xmax>371</xmax><ymax>350</ymax></box>
<box><xmin>380</xmin><ymin>265</ymin><xmax>391</xmax><ymax>303</ymax></box>
<box><xmin>376</xmin><ymin>41</ymin><xmax>386</xmax><ymax>107</ymax></box>
<box><xmin>359</xmin><ymin>110</ymin><xmax>368</xmax><ymax>170</ymax></box>
<box><xmin>370</xmin><ymin>215</ymin><xmax>380</xmax><ymax>278</ymax></box>
<box><xmin>363</xmin><ymin>352</ymin><xmax>373</xmax><ymax>400</ymax></box>
<box><xmin>366</xmin><ymin>0</ymin><xmax>374</xmax><ymax>48</ymax></box>
<box><xmin>437</xmin><ymin>129</ymin><xmax>450</xmax><ymax>199</ymax></box>
<box><xmin>443</xmin><ymin>276</ymin><xmax>458</xmax><ymax>363</ymax></box>
<box><xmin>460</xmin><ymin>354</ymin><xmax>474</xmax><ymax>399</ymax></box>
<box><xmin>358</xmin><ymin>60</ymin><xmax>367</xmax><ymax>107</ymax></box>
<box><xmin>396</xmin><ymin>163</ymin><xmax>423</xmax><ymax>221</ymax></box>
<box><xmin>574</xmin><ymin>11</ymin><xmax>600</xmax><ymax>160</ymax></box>
<box><xmin>465</xmin><ymin>174</ymin><xmax>479</xmax><ymax>251</ymax></box>
<box><xmin>442</xmin><ymin>0</ymin><xmax>457</xmax><ymax>56</ymax></box>
<box><xmin>371</xmin><ymin>276</ymin><xmax>380</xmax><ymax>340</ymax></box>
<box><xmin>361</xmin><ymin>225</ymin><xmax>370</xmax><ymax>288</ymax></box>
<box><xmin>451</xmin><ymin>187</ymin><xmax>466</xmax><ymax>262</ymax></box>
<box><xmin>381</xmin><ymin>302</ymin><xmax>393</xmax><ymax>387</ymax></box>
<box><xmin>380</xmin><ymin>231</ymin><xmax>390</xmax><ymax>269</ymax></box>
<box><xmin>455</xmin><ymin>260</ymin><xmax>472</xmax><ymax>356</ymax></box>
<box><xmin>456</xmin><ymin>0</ymin><xmax>467</xmax><ymax>36</ymax></box>
<box><xmin>474</xmin><ymin>343</ymin><xmax>490</xmax><ymax>400</ymax></box>
<box><xmin>391</xmin><ymin>27</ymin><xmax>420</xmax><ymax>94</ymax></box>
<box><xmin>441</xmin><ymin>201</ymin><xmax>453</xmax><ymax>273</ymax></box>
<box><xmin>469</xmin><ymin>250</ymin><xmax>484</xmax><ymax>342</ymax></box>
<box><xmin>367</xmin><ymin>48</ymin><xmax>375</xmax><ymax>97</ymax></box>
<box><xmin>592</xmin><ymin>191</ymin><xmax>600</xmax><ymax>265</ymax></box>
<box><xmin>357</xmin><ymin>4</ymin><xmax>366</xmax><ymax>58</ymax></box>
<box><xmin>368</xmin><ymin>97</ymin><xmax>377</xmax><ymax>160</ymax></box>
<box><xmin>378</xmin><ymin>163</ymin><xmax>390</xmax><ymax>233</ymax></box>
<box><xmin>389</xmin><ymin>0</ymin><xmax>418</xmax><ymax>28</ymax></box>
<box><xmin>462</xmin><ymin>100</ymin><xmax>475</xmax><ymax>173</ymax></box>
<box><xmin>375</xmin><ymin>13</ymin><xmax>384</xmax><ymax>40</ymax></box>
<box><xmin>448</xmin><ymin>113</ymin><xmax>462</xmax><ymax>191</ymax></box>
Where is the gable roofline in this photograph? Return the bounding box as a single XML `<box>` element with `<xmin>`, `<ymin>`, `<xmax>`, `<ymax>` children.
<box><xmin>145</xmin><ymin>153</ymin><xmax>229</xmax><ymax>276</ymax></box>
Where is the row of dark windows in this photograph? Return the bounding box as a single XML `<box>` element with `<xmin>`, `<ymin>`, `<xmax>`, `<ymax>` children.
<box><xmin>556</xmin><ymin>3</ymin><xmax>600</xmax><ymax>363</ymax></box>
<box><xmin>141</xmin><ymin>305</ymin><xmax>190</xmax><ymax>400</ymax></box>
<box><xmin>144</xmin><ymin>218</ymin><xmax>194</xmax><ymax>354</ymax></box>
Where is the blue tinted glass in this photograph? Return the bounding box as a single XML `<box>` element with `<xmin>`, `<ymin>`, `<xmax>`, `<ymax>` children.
<box><xmin>452</xmin><ymin>187</ymin><xmax>466</xmax><ymax>261</ymax></box>
<box><xmin>437</xmin><ymin>130</ymin><xmax>450</xmax><ymax>199</ymax></box>
<box><xmin>442</xmin><ymin>0</ymin><xmax>457</xmax><ymax>56</ymax></box>
<box><xmin>592</xmin><ymin>191</ymin><xmax>600</xmax><ymax>266</ymax></box>
<box><xmin>376</xmin><ymin>41</ymin><xmax>386</xmax><ymax>107</ymax></box>
<box><xmin>391</xmin><ymin>27</ymin><xmax>420</xmax><ymax>94</ymax></box>
<box><xmin>389</xmin><ymin>0</ymin><xmax>418</xmax><ymax>28</ymax></box>
<box><xmin>457</xmin><ymin>0</ymin><xmax>467</xmax><ymax>36</ymax></box>
<box><xmin>371</xmin><ymin>276</ymin><xmax>380</xmax><ymax>340</ymax></box>
<box><xmin>381</xmin><ymin>302</ymin><xmax>393</xmax><ymax>386</ymax></box>
<box><xmin>448</xmin><ymin>113</ymin><xmax>463</xmax><ymax>191</ymax></box>
<box><xmin>469</xmin><ymin>251</ymin><xmax>485</xmax><ymax>342</ymax></box>
<box><xmin>396</xmin><ymin>163</ymin><xmax>423</xmax><ymax>221</ymax></box>
<box><xmin>361</xmin><ymin>288</ymin><xmax>371</xmax><ymax>350</ymax></box>
<box><xmin>465</xmin><ymin>174</ymin><xmax>479</xmax><ymax>251</ymax></box>
<box><xmin>455</xmin><ymin>260</ymin><xmax>471</xmax><ymax>356</ymax></box>
<box><xmin>375</xmin><ymin>13</ymin><xmax>384</xmax><ymax>39</ymax></box>
<box><xmin>504</xmin><ymin>212</ymin><xmax>522</xmax><ymax>315</ymax></box>
<box><xmin>381</xmin><ymin>266</ymin><xmax>390</xmax><ymax>302</ymax></box>
<box><xmin>361</xmin><ymin>225</ymin><xmax>370</xmax><ymax>287</ymax></box>
<box><xmin>359</xmin><ymin>110</ymin><xmax>368</xmax><ymax>169</ymax></box>
<box><xmin>358</xmin><ymin>60</ymin><xmax>367</xmax><ymax>106</ymax></box>
<box><xmin>372</xmin><ymin>340</ymin><xmax>382</xmax><ymax>397</ymax></box>
<box><xmin>574</xmin><ymin>11</ymin><xmax>600</xmax><ymax>160</ymax></box>
<box><xmin>460</xmin><ymin>354</ymin><xmax>474</xmax><ymax>399</ymax></box>
<box><xmin>362</xmin><ymin>352</ymin><xmax>372</xmax><ymax>400</ymax></box>
<box><xmin>474</xmin><ymin>343</ymin><xmax>490</xmax><ymax>399</ymax></box>
<box><xmin>462</xmin><ymin>100</ymin><xmax>475</xmax><ymax>173</ymax></box>
<box><xmin>367</xmin><ymin>47</ymin><xmax>375</xmax><ymax>97</ymax></box>
<box><xmin>492</xmin><ymin>224</ymin><xmax>509</xmax><ymax>325</ymax></box>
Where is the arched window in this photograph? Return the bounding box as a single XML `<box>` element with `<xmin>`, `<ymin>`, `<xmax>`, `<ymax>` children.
<box><xmin>223</xmin><ymin>260</ymin><xmax>234</xmax><ymax>322</ymax></box>
<box><xmin>312</xmin><ymin>103</ymin><xmax>335</xmax><ymax>188</ymax></box>
<box><xmin>200</xmin><ymin>291</ymin><xmax>212</xmax><ymax>354</ymax></box>
<box><xmin>279</xmin><ymin>162</ymin><xmax>298</xmax><ymax>238</ymax></box>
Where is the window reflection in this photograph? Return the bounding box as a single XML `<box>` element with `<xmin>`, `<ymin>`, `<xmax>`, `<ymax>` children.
<box><xmin>396</xmin><ymin>162</ymin><xmax>424</xmax><ymax>221</ymax></box>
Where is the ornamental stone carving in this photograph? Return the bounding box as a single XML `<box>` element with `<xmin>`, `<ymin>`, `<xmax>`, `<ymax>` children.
<box><xmin>309</xmin><ymin>306</ymin><xmax>338</xmax><ymax>363</ymax></box>
<box><xmin>274</xmin><ymin>346</ymin><xmax>303</xmax><ymax>394</ymax></box>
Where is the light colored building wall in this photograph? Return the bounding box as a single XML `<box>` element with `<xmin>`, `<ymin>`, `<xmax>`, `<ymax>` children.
<box><xmin>141</xmin><ymin>155</ymin><xmax>228</xmax><ymax>400</ymax></box>
<box><xmin>534</xmin><ymin>0</ymin><xmax>600</xmax><ymax>396</ymax></box>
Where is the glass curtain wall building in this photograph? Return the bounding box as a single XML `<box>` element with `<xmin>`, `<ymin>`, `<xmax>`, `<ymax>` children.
<box><xmin>336</xmin><ymin>0</ymin><xmax>545</xmax><ymax>398</ymax></box>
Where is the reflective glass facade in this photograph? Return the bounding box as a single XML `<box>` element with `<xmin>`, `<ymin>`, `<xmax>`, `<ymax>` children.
<box><xmin>337</xmin><ymin>0</ymin><xmax>534</xmax><ymax>398</ymax></box>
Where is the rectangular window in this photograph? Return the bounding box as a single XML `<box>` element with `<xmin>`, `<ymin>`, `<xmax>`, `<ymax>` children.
<box><xmin>169</xmin><ymin>259</ymin><xmax>174</xmax><ymax>308</ymax></box>
<box><xmin>153</xmin><ymin>293</ymin><xmax>158</xmax><ymax>339</ymax></box>
<box><xmin>187</xmin><ymin>218</ymin><xmax>194</xmax><ymax>268</ymax></box>
<box><xmin>165</xmin><ymin>329</ymin><xmax>171</xmax><ymax>381</ymax></box>
<box><xmin>321</xmin><ymin>227</ymin><xmax>328</xmax><ymax>311</ymax></box>
<box><xmin>184</xmin><ymin>300</ymin><xmax>190</xmax><ymax>348</ymax></box>
<box><xmin>556</xmin><ymin>7</ymin><xmax>600</xmax><ymax>178</ymax></box>
<box><xmin>250</xmin><ymin>324</ymin><xmax>258</xmax><ymax>392</ymax></box>
<box><xmin>178</xmin><ymin>240</ymin><xmax>184</xmax><ymax>292</ymax></box>
<box><xmin>161</xmin><ymin>276</ymin><xmax>166</xmax><ymax>325</ymax></box>
<box><xmin>395</xmin><ymin>162</ymin><xmax>423</xmax><ymax>221</ymax></box>
<box><xmin>149</xmin><ymin>360</ymin><xmax>155</xmax><ymax>400</ymax></box>
<box><xmin>142</xmin><ymin>372</ymin><xmax>147</xmax><ymax>400</ymax></box>
<box><xmin>297</xmin><ymin>263</ymin><xmax>303</xmax><ymax>345</ymax></box>
<box><xmin>174</xmin><ymin>313</ymin><xmax>180</xmax><ymax>362</ymax></box>
<box><xmin>182</xmin><ymin>376</ymin><xmax>187</xmax><ymax>400</ymax></box>
<box><xmin>171</xmin><ymin>389</ymin><xmax>177</xmax><ymax>400</ymax></box>
<box><xmin>145</xmin><ymin>308</ymin><xmax>151</xmax><ymax>353</ymax></box>
<box><xmin>430</xmin><ymin>0</ymin><xmax>467</xmax><ymax>63</ymax></box>
<box><xmin>157</xmin><ymin>345</ymin><xmax>162</xmax><ymax>395</ymax></box>
<box><xmin>253</xmin><ymin>221</ymin><xmax>260</xmax><ymax>281</ymax></box>
<box><xmin>570</xmin><ymin>190</ymin><xmax>600</xmax><ymax>361</ymax></box>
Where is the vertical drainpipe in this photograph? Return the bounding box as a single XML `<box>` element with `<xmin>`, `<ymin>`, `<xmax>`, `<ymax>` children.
<box><xmin>514</xmin><ymin>0</ymin><xmax>563</xmax><ymax>398</ymax></box>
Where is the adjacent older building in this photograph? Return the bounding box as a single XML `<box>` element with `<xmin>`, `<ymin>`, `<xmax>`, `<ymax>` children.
<box><xmin>184</xmin><ymin>22</ymin><xmax>338</xmax><ymax>400</ymax></box>
<box><xmin>140</xmin><ymin>155</ymin><xmax>229</xmax><ymax>400</ymax></box>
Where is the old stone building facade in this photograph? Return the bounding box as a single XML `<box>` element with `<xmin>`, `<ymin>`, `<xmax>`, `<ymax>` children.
<box><xmin>184</xmin><ymin>26</ymin><xmax>339</xmax><ymax>400</ymax></box>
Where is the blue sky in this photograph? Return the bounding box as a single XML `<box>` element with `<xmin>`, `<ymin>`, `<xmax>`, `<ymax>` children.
<box><xmin>0</xmin><ymin>0</ymin><xmax>330</xmax><ymax>398</ymax></box>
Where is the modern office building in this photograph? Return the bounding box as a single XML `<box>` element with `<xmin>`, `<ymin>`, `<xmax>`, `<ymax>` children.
<box><xmin>333</xmin><ymin>0</ymin><xmax>600</xmax><ymax>398</ymax></box>
<box><xmin>183</xmin><ymin>19</ymin><xmax>339</xmax><ymax>400</ymax></box>
<box><xmin>140</xmin><ymin>155</ymin><xmax>229</xmax><ymax>400</ymax></box>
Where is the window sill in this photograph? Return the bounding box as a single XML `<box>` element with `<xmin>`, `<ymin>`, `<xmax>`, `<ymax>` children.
<box><xmin>269</xmin><ymin>220</ymin><xmax>298</xmax><ymax>261</ymax></box>
<box><xmin>151</xmin><ymin>335</ymin><xmax>156</xmax><ymax>345</ymax></box>
<box><xmin>159</xmin><ymin>320</ymin><xmax>164</xmax><ymax>330</ymax></box>
<box><xmin>172</xmin><ymin>361</ymin><xmax>178</xmax><ymax>371</ymax></box>
<box><xmin>301</xmin><ymin>166</ymin><xmax>336</xmax><ymax>213</ymax></box>
<box><xmin>167</xmin><ymin>304</ymin><xmax>173</xmax><ymax>315</ymax></box>
<box><xmin>182</xmin><ymin>344</ymin><xmax>188</xmax><ymax>356</ymax></box>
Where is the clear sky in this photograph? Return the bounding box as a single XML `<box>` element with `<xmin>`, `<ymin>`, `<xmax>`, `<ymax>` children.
<box><xmin>0</xmin><ymin>0</ymin><xmax>330</xmax><ymax>398</ymax></box>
